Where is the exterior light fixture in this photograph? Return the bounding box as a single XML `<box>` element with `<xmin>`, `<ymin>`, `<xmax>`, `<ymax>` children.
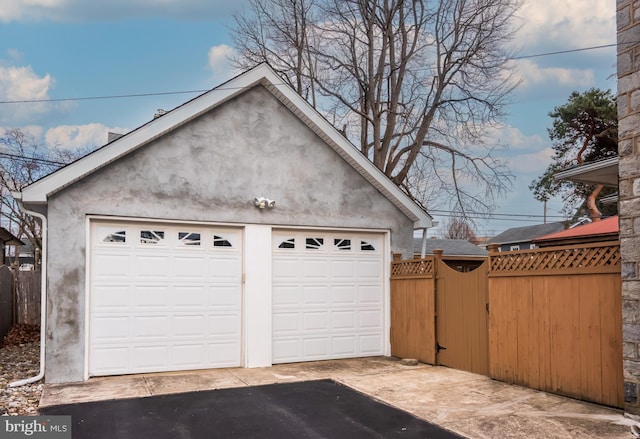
<box><xmin>254</xmin><ymin>197</ymin><xmax>276</xmax><ymax>209</ymax></box>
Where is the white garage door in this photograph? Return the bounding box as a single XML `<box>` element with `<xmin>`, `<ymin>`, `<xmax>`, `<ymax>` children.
<box><xmin>89</xmin><ymin>221</ymin><xmax>242</xmax><ymax>376</ymax></box>
<box><xmin>272</xmin><ymin>230</ymin><xmax>384</xmax><ymax>363</ymax></box>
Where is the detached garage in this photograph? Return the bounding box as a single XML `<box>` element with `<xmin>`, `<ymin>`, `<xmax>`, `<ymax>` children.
<box><xmin>15</xmin><ymin>64</ymin><xmax>432</xmax><ymax>383</ymax></box>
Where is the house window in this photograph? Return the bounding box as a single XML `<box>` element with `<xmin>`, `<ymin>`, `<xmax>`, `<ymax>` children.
<box><xmin>306</xmin><ymin>237</ymin><xmax>324</xmax><ymax>250</ymax></box>
<box><xmin>140</xmin><ymin>230</ymin><xmax>165</xmax><ymax>245</ymax></box>
<box><xmin>103</xmin><ymin>230</ymin><xmax>126</xmax><ymax>243</ymax></box>
<box><xmin>178</xmin><ymin>232</ymin><xmax>201</xmax><ymax>246</ymax></box>
<box><xmin>334</xmin><ymin>238</ymin><xmax>351</xmax><ymax>250</ymax></box>
<box><xmin>529</xmin><ymin>243</ymin><xmax>537</xmax><ymax>250</ymax></box>
<box><xmin>213</xmin><ymin>235</ymin><xmax>233</xmax><ymax>247</ymax></box>
<box><xmin>278</xmin><ymin>238</ymin><xmax>295</xmax><ymax>249</ymax></box>
<box><xmin>361</xmin><ymin>241</ymin><xmax>375</xmax><ymax>251</ymax></box>
<box><xmin>510</xmin><ymin>245</ymin><xmax>520</xmax><ymax>251</ymax></box>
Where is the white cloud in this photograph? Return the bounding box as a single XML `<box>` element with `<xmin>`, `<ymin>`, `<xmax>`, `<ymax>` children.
<box><xmin>0</xmin><ymin>65</ymin><xmax>56</xmax><ymax>125</ymax></box>
<box><xmin>45</xmin><ymin>123</ymin><xmax>127</xmax><ymax>149</ymax></box>
<box><xmin>517</xmin><ymin>0</ymin><xmax>615</xmax><ymax>52</ymax></box>
<box><xmin>485</xmin><ymin>124</ymin><xmax>547</xmax><ymax>151</ymax></box>
<box><xmin>511</xmin><ymin>59</ymin><xmax>595</xmax><ymax>92</ymax></box>
<box><xmin>208</xmin><ymin>44</ymin><xmax>235</xmax><ymax>76</ymax></box>
<box><xmin>506</xmin><ymin>147</ymin><xmax>555</xmax><ymax>175</ymax></box>
<box><xmin>0</xmin><ymin>0</ymin><xmax>246</xmax><ymax>22</ymax></box>
<box><xmin>0</xmin><ymin>65</ymin><xmax>51</xmax><ymax>101</ymax></box>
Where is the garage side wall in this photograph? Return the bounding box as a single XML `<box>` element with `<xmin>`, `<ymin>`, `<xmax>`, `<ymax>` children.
<box><xmin>44</xmin><ymin>85</ymin><xmax>414</xmax><ymax>383</ymax></box>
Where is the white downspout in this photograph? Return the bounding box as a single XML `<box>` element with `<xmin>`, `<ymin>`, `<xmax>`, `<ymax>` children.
<box><xmin>420</xmin><ymin>228</ymin><xmax>428</xmax><ymax>259</ymax></box>
<box><xmin>10</xmin><ymin>202</ymin><xmax>47</xmax><ymax>387</ymax></box>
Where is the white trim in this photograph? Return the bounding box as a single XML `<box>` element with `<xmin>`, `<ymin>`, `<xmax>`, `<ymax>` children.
<box><xmin>83</xmin><ymin>217</ymin><xmax>91</xmax><ymax>380</ymax></box>
<box><xmin>19</xmin><ymin>64</ymin><xmax>432</xmax><ymax>228</ymax></box>
<box><xmin>383</xmin><ymin>231</ymin><xmax>391</xmax><ymax>356</ymax></box>
<box><xmin>554</xmin><ymin>156</ymin><xmax>618</xmax><ymax>186</ymax></box>
<box><xmin>85</xmin><ymin>214</ymin><xmax>248</xmax><ymax>229</ymax></box>
<box><xmin>243</xmin><ymin>225</ymin><xmax>273</xmax><ymax>367</ymax></box>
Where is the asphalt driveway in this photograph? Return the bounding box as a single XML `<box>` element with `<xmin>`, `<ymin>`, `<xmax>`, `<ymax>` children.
<box><xmin>39</xmin><ymin>379</ymin><xmax>462</xmax><ymax>438</ymax></box>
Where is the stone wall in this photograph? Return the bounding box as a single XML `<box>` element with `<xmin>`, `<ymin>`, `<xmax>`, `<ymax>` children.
<box><xmin>618</xmin><ymin>0</ymin><xmax>640</xmax><ymax>416</ymax></box>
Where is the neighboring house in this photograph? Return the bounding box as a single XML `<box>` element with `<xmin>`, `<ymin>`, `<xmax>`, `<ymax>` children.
<box><xmin>413</xmin><ymin>238</ymin><xmax>487</xmax><ymax>272</ymax></box>
<box><xmin>555</xmin><ymin>156</ymin><xmax>619</xmax><ymax>217</ymax></box>
<box><xmin>532</xmin><ymin>215</ymin><xmax>619</xmax><ymax>247</ymax></box>
<box><xmin>485</xmin><ymin>222</ymin><xmax>566</xmax><ymax>252</ymax></box>
<box><xmin>17</xmin><ymin>241</ymin><xmax>36</xmax><ymax>268</ymax></box>
<box><xmin>0</xmin><ymin>227</ymin><xmax>24</xmax><ymax>266</ymax></box>
<box><xmin>14</xmin><ymin>64</ymin><xmax>432</xmax><ymax>384</ymax></box>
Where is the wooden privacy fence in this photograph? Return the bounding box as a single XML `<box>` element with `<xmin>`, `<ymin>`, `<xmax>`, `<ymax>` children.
<box><xmin>391</xmin><ymin>251</ymin><xmax>489</xmax><ymax>376</ymax></box>
<box><xmin>15</xmin><ymin>270</ymin><xmax>41</xmax><ymax>325</ymax></box>
<box><xmin>0</xmin><ymin>268</ymin><xmax>41</xmax><ymax>341</ymax></box>
<box><xmin>0</xmin><ymin>266</ymin><xmax>13</xmax><ymax>341</ymax></box>
<box><xmin>488</xmin><ymin>241</ymin><xmax>623</xmax><ymax>408</ymax></box>
<box><xmin>390</xmin><ymin>258</ymin><xmax>436</xmax><ymax>364</ymax></box>
<box><xmin>390</xmin><ymin>240</ymin><xmax>623</xmax><ymax>408</ymax></box>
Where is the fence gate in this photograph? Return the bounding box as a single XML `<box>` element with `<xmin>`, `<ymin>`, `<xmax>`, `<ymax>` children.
<box><xmin>435</xmin><ymin>256</ymin><xmax>489</xmax><ymax>376</ymax></box>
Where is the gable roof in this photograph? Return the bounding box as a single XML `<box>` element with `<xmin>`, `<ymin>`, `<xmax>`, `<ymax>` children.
<box><xmin>412</xmin><ymin>238</ymin><xmax>488</xmax><ymax>257</ymax></box>
<box><xmin>533</xmin><ymin>216</ymin><xmax>619</xmax><ymax>244</ymax></box>
<box><xmin>0</xmin><ymin>227</ymin><xmax>24</xmax><ymax>246</ymax></box>
<box><xmin>15</xmin><ymin>64</ymin><xmax>432</xmax><ymax>228</ymax></box>
<box><xmin>487</xmin><ymin>222</ymin><xmax>565</xmax><ymax>246</ymax></box>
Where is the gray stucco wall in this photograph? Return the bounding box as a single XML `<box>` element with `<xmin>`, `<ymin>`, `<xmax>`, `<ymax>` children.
<box><xmin>44</xmin><ymin>85</ymin><xmax>415</xmax><ymax>383</ymax></box>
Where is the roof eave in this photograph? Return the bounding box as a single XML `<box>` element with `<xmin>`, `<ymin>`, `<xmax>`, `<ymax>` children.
<box><xmin>554</xmin><ymin>157</ymin><xmax>619</xmax><ymax>187</ymax></box>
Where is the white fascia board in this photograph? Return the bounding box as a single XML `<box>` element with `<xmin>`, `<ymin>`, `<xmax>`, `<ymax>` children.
<box><xmin>19</xmin><ymin>63</ymin><xmax>433</xmax><ymax>228</ymax></box>
<box><xmin>554</xmin><ymin>157</ymin><xmax>619</xmax><ymax>186</ymax></box>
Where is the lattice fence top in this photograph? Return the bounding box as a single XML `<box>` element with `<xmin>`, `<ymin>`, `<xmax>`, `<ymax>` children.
<box><xmin>489</xmin><ymin>241</ymin><xmax>620</xmax><ymax>275</ymax></box>
<box><xmin>391</xmin><ymin>258</ymin><xmax>434</xmax><ymax>278</ymax></box>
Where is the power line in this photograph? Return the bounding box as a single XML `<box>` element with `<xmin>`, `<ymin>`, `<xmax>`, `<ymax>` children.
<box><xmin>509</xmin><ymin>43</ymin><xmax>616</xmax><ymax>60</ymax></box>
<box><xmin>0</xmin><ymin>89</ymin><xmax>212</xmax><ymax>105</ymax></box>
<box><xmin>427</xmin><ymin>209</ymin><xmax>567</xmax><ymax>219</ymax></box>
<box><xmin>0</xmin><ymin>42</ymin><xmax>621</xmax><ymax>105</ymax></box>
<box><xmin>0</xmin><ymin>152</ymin><xmax>66</xmax><ymax>166</ymax></box>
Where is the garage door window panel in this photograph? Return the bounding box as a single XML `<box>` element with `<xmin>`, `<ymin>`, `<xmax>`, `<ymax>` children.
<box><xmin>305</xmin><ymin>237</ymin><xmax>324</xmax><ymax>250</ymax></box>
<box><xmin>140</xmin><ymin>230</ymin><xmax>165</xmax><ymax>245</ymax></box>
<box><xmin>178</xmin><ymin>232</ymin><xmax>201</xmax><ymax>247</ymax></box>
<box><xmin>334</xmin><ymin>238</ymin><xmax>351</xmax><ymax>251</ymax></box>
<box><xmin>101</xmin><ymin>229</ymin><xmax>127</xmax><ymax>244</ymax></box>
<box><xmin>213</xmin><ymin>235</ymin><xmax>233</xmax><ymax>247</ymax></box>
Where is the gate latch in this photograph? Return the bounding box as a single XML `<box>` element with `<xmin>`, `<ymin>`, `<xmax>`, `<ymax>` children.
<box><xmin>436</xmin><ymin>342</ymin><xmax>447</xmax><ymax>353</ymax></box>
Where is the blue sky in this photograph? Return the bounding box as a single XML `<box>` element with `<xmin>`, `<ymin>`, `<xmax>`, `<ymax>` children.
<box><xmin>0</xmin><ymin>0</ymin><xmax>617</xmax><ymax>237</ymax></box>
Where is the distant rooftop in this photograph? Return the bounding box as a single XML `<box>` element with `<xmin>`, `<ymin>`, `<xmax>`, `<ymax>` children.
<box><xmin>533</xmin><ymin>216</ymin><xmax>619</xmax><ymax>243</ymax></box>
<box><xmin>413</xmin><ymin>238</ymin><xmax>488</xmax><ymax>257</ymax></box>
<box><xmin>487</xmin><ymin>222</ymin><xmax>566</xmax><ymax>246</ymax></box>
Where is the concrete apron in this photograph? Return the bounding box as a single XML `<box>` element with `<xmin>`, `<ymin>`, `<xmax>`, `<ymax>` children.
<box><xmin>39</xmin><ymin>357</ymin><xmax>634</xmax><ymax>439</ymax></box>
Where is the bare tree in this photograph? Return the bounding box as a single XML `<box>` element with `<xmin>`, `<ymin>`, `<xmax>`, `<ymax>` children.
<box><xmin>232</xmin><ymin>0</ymin><xmax>319</xmax><ymax>106</ymax></box>
<box><xmin>441</xmin><ymin>217</ymin><xmax>477</xmax><ymax>242</ymax></box>
<box><xmin>231</xmin><ymin>0</ymin><xmax>518</xmax><ymax>217</ymax></box>
<box><xmin>0</xmin><ymin>129</ymin><xmax>92</xmax><ymax>267</ymax></box>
